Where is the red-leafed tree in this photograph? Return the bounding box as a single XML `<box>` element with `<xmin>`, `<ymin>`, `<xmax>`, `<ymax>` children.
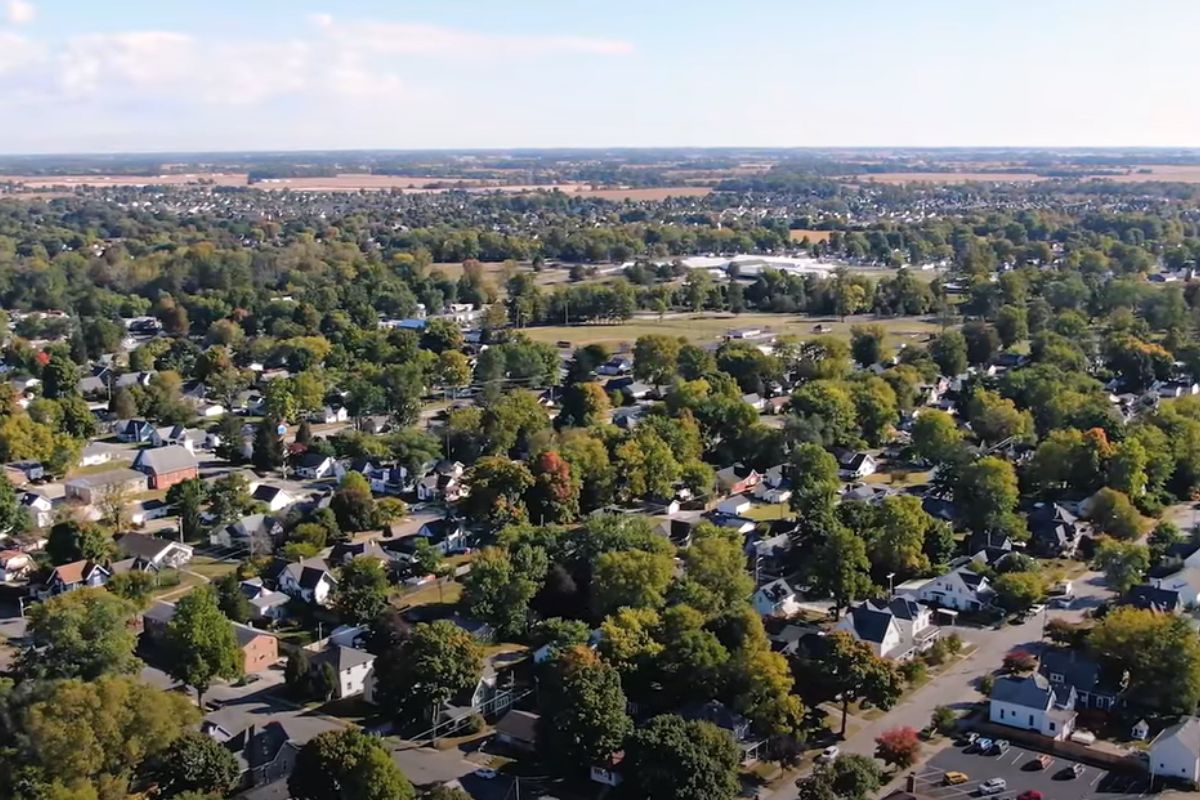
<box><xmin>1003</xmin><ymin>649</ymin><xmax>1037</xmax><ymax>673</ymax></box>
<box><xmin>527</xmin><ymin>450</ymin><xmax>580</xmax><ymax>524</ymax></box>
<box><xmin>875</xmin><ymin>727</ymin><xmax>920</xmax><ymax>769</ymax></box>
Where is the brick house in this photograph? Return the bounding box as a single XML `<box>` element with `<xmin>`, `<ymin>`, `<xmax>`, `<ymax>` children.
<box><xmin>143</xmin><ymin>601</ymin><xmax>279</xmax><ymax>674</ymax></box>
<box><xmin>131</xmin><ymin>445</ymin><xmax>199</xmax><ymax>490</ymax></box>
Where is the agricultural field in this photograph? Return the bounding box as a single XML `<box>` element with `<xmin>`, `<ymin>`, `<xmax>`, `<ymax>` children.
<box><xmin>853</xmin><ymin>171</ymin><xmax>1047</xmax><ymax>184</ymax></box>
<box><xmin>567</xmin><ymin>186</ymin><xmax>712</xmax><ymax>201</ymax></box>
<box><xmin>788</xmin><ymin>228</ymin><xmax>835</xmax><ymax>243</ymax></box>
<box><xmin>518</xmin><ymin>311</ymin><xmax>945</xmax><ymax>351</ymax></box>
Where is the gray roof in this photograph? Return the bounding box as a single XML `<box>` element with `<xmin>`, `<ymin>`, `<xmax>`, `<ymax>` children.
<box><xmin>1039</xmin><ymin>649</ymin><xmax>1114</xmax><ymax>696</ymax></box>
<box><xmin>1155</xmin><ymin>716</ymin><xmax>1200</xmax><ymax>753</ymax></box>
<box><xmin>133</xmin><ymin>445</ymin><xmax>198</xmax><ymax>475</ymax></box>
<box><xmin>116</xmin><ymin>532</ymin><xmax>175</xmax><ymax>560</ymax></box>
<box><xmin>144</xmin><ymin>600</ymin><xmax>176</xmax><ymax>624</ymax></box>
<box><xmin>991</xmin><ymin>673</ymin><xmax>1054</xmax><ymax>710</ymax></box>
<box><xmin>312</xmin><ymin>644</ymin><xmax>375</xmax><ymax>673</ymax></box>
<box><xmin>232</xmin><ymin>623</ymin><xmax>274</xmax><ymax>648</ymax></box>
<box><xmin>847</xmin><ymin>602</ymin><xmax>894</xmax><ymax>644</ymax></box>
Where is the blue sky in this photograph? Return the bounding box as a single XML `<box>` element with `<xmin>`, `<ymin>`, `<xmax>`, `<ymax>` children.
<box><xmin>1</xmin><ymin>0</ymin><xmax>1198</xmax><ymax>153</ymax></box>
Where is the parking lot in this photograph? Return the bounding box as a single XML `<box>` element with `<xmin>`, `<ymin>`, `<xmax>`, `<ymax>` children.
<box><xmin>916</xmin><ymin>740</ymin><xmax>1151</xmax><ymax>800</ymax></box>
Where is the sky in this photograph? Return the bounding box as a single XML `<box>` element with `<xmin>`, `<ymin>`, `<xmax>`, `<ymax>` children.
<box><xmin>1</xmin><ymin>0</ymin><xmax>1199</xmax><ymax>154</ymax></box>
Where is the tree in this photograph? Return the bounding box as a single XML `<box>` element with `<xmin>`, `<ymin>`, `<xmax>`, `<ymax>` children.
<box><xmin>334</xmin><ymin>557</ymin><xmax>391</xmax><ymax>625</ymax></box>
<box><xmin>163</xmin><ymin>586</ymin><xmax>243</xmax><ymax>704</ymax></box>
<box><xmin>1094</xmin><ymin>537</ymin><xmax>1150</xmax><ymax>594</ymax></box>
<box><xmin>798</xmin><ymin>756</ymin><xmax>883</xmax><ymax>800</ymax></box>
<box><xmin>460</xmin><ymin>545</ymin><xmax>541</xmax><ymax>638</ymax></box>
<box><xmin>962</xmin><ymin>321</ymin><xmax>1001</xmax><ymax>365</ymax></box>
<box><xmin>45</xmin><ymin>520</ymin><xmax>113</xmax><ymax>565</ymax></box>
<box><xmin>150</xmin><ymin>731</ymin><xmax>241</xmax><ymax>798</ymax></box>
<box><xmin>870</xmin><ymin>495</ymin><xmax>934</xmax><ymax>578</ymax></box>
<box><xmin>526</xmin><ymin>450</ymin><xmax>580</xmax><ymax>524</ymax></box>
<box><xmin>285</xmin><ymin>649</ymin><xmax>314</xmax><ymax>698</ymax></box>
<box><xmin>931</xmin><ymin>706</ymin><xmax>958</xmax><ymax>736</ymax></box>
<box><xmin>850</xmin><ymin>324</ymin><xmax>886</xmax><ymax>367</ymax></box>
<box><xmin>107</xmin><ymin>570</ymin><xmax>157</xmax><ymax>608</ymax></box>
<box><xmin>930</xmin><ymin>331</ymin><xmax>967</xmax><ymax>376</ymax></box>
<box><xmin>788</xmin><ymin>442</ymin><xmax>842</xmax><ymax>518</ymax></box>
<box><xmin>167</xmin><ymin>478</ymin><xmax>209</xmax><ymax>542</ymax></box>
<box><xmin>1149</xmin><ymin>520</ymin><xmax>1182</xmax><ymax>561</ymax></box>
<box><xmin>331</xmin><ymin>472</ymin><xmax>379</xmax><ymax>533</ymax></box>
<box><xmin>374</xmin><ymin>620</ymin><xmax>483</xmax><ymax>725</ymax></box>
<box><xmin>821</xmin><ymin>631</ymin><xmax>904</xmax><ymax>735</ymax></box>
<box><xmin>678</xmin><ymin>524</ymin><xmax>755</xmax><ymax>616</ymax></box>
<box><xmin>591</xmin><ymin>549</ymin><xmax>675</xmax><ymax>617</ymax></box>
<box><xmin>538</xmin><ymin>646</ymin><xmax>632</xmax><ymax>774</ymax></box>
<box><xmin>252</xmin><ymin>415</ymin><xmax>285</xmax><ymax>470</ymax></box>
<box><xmin>213</xmin><ymin>572</ymin><xmax>253</xmax><ymax>623</ymax></box>
<box><xmin>436</xmin><ymin>350</ymin><xmax>472</xmax><ymax>391</ymax></box>
<box><xmin>110</xmin><ymin>386</ymin><xmax>137</xmax><ymax>419</ymax></box>
<box><xmin>208</xmin><ymin>472</ymin><xmax>256</xmax><ymax>527</ymax></box>
<box><xmin>992</xmin><ymin>571</ymin><xmax>1046</xmax><ymax>613</ymax></box>
<box><xmin>875</xmin><ymin>727</ymin><xmax>921</xmax><ymax>769</ymax></box>
<box><xmin>290</xmin><ymin>729</ymin><xmax>414</xmax><ymax>800</ymax></box>
<box><xmin>955</xmin><ymin>456</ymin><xmax>1020</xmax><ymax>537</ymax></box>
<box><xmin>22</xmin><ymin>588</ymin><xmax>140</xmax><ymax>679</ymax></box>
<box><xmin>1089</xmin><ymin>487</ymin><xmax>1144</xmax><ymax>540</ymax></box>
<box><xmin>1003</xmin><ymin>649</ymin><xmax>1038</xmax><ymax>673</ymax></box>
<box><xmin>633</xmin><ymin>334</ymin><xmax>682</xmax><ymax>386</ymax></box>
<box><xmin>1089</xmin><ymin>607</ymin><xmax>1200</xmax><ymax>714</ymax></box>
<box><xmin>624</xmin><ymin>715</ymin><xmax>741</xmax><ymax>800</ymax></box>
<box><xmin>462</xmin><ymin>456</ymin><xmax>534</xmax><ymax>525</ymax></box>
<box><xmin>995</xmin><ymin>305</ymin><xmax>1029</xmax><ymax>347</ymax></box>
<box><xmin>215</xmin><ymin>413</ymin><xmax>246</xmax><ymax>463</ymax></box>
<box><xmin>813</xmin><ymin>527</ymin><xmax>874</xmax><ymax>614</ymax></box>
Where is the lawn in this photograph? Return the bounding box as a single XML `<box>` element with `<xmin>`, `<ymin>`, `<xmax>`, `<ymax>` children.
<box><xmin>187</xmin><ymin>554</ymin><xmax>239</xmax><ymax>581</ymax></box>
<box><xmin>394</xmin><ymin>578</ymin><xmax>463</xmax><ymax>611</ymax></box>
<box><xmin>519</xmin><ymin>312</ymin><xmax>945</xmax><ymax>351</ymax></box>
<box><xmin>67</xmin><ymin>459</ymin><xmax>134</xmax><ymax>477</ymax></box>
<box><xmin>743</xmin><ymin>503</ymin><xmax>793</xmax><ymax>522</ymax></box>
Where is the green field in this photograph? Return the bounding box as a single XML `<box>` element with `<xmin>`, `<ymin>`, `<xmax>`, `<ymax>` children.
<box><xmin>519</xmin><ymin>312</ymin><xmax>945</xmax><ymax>351</ymax></box>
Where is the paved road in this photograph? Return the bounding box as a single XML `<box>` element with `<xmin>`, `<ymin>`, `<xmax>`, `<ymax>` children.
<box><xmin>765</xmin><ymin>571</ymin><xmax>1112</xmax><ymax>800</ymax></box>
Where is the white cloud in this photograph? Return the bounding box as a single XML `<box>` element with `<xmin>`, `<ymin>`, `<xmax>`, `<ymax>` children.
<box><xmin>0</xmin><ymin>30</ymin><xmax>43</xmax><ymax>75</ymax></box>
<box><xmin>5</xmin><ymin>0</ymin><xmax>34</xmax><ymax>25</ymax></box>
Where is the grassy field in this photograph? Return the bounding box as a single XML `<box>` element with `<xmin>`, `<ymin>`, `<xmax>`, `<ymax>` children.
<box><xmin>188</xmin><ymin>555</ymin><xmax>239</xmax><ymax>581</ymax></box>
<box><xmin>519</xmin><ymin>312</ymin><xmax>945</xmax><ymax>351</ymax></box>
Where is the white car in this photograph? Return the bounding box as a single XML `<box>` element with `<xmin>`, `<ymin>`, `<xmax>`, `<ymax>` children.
<box><xmin>978</xmin><ymin>778</ymin><xmax>1007</xmax><ymax>795</ymax></box>
<box><xmin>817</xmin><ymin>746</ymin><xmax>840</xmax><ymax>762</ymax></box>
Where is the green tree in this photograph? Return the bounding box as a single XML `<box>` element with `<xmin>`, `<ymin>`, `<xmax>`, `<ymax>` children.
<box><xmin>107</xmin><ymin>570</ymin><xmax>157</xmax><ymax>608</ymax></box>
<box><xmin>678</xmin><ymin>524</ymin><xmax>755</xmax><ymax>616</ymax></box>
<box><xmin>333</xmin><ymin>556</ymin><xmax>391</xmax><ymax>625</ymax></box>
<box><xmin>870</xmin><ymin>495</ymin><xmax>934</xmax><ymax>578</ymax></box>
<box><xmin>22</xmin><ymin>588</ymin><xmax>140</xmax><ymax>680</ymax></box>
<box><xmin>462</xmin><ymin>456</ymin><xmax>534</xmax><ymax>525</ymax></box>
<box><xmin>45</xmin><ymin>520</ymin><xmax>113</xmax><ymax>565</ymax></box>
<box><xmin>633</xmin><ymin>334</ymin><xmax>682</xmax><ymax>386</ymax></box>
<box><xmin>167</xmin><ymin>478</ymin><xmax>209</xmax><ymax>542</ymax></box>
<box><xmin>1093</xmin><ymin>537</ymin><xmax>1151</xmax><ymax>594</ymax></box>
<box><xmin>252</xmin><ymin>415</ymin><xmax>285</xmax><ymax>470</ymax></box>
<box><xmin>374</xmin><ymin>620</ymin><xmax>483</xmax><ymax>726</ymax></box>
<box><xmin>213</xmin><ymin>572</ymin><xmax>253</xmax><ymax>623</ymax></box>
<box><xmin>930</xmin><ymin>331</ymin><xmax>967</xmax><ymax>376</ymax></box>
<box><xmin>955</xmin><ymin>456</ymin><xmax>1020</xmax><ymax>537</ymax></box>
<box><xmin>850</xmin><ymin>324</ymin><xmax>886</xmax><ymax>367</ymax></box>
<box><xmin>163</xmin><ymin>587</ymin><xmax>243</xmax><ymax>704</ymax></box>
<box><xmin>1089</xmin><ymin>487</ymin><xmax>1144</xmax><ymax>540</ymax></box>
<box><xmin>821</xmin><ymin>631</ymin><xmax>904</xmax><ymax>735</ymax></box>
<box><xmin>461</xmin><ymin>545</ymin><xmax>546</xmax><ymax>638</ymax></box>
<box><xmin>289</xmin><ymin>729</ymin><xmax>414</xmax><ymax>800</ymax></box>
<box><xmin>591</xmin><ymin>549</ymin><xmax>675</xmax><ymax>617</ymax></box>
<box><xmin>624</xmin><ymin>715</ymin><xmax>741</xmax><ymax>800</ymax></box>
<box><xmin>150</xmin><ymin>731</ymin><xmax>241</xmax><ymax>798</ymax></box>
<box><xmin>207</xmin><ymin>472</ymin><xmax>255</xmax><ymax>527</ymax></box>
<box><xmin>995</xmin><ymin>305</ymin><xmax>1029</xmax><ymax>347</ymax></box>
<box><xmin>539</xmin><ymin>646</ymin><xmax>632</xmax><ymax>774</ymax></box>
<box><xmin>331</xmin><ymin>471</ymin><xmax>379</xmax><ymax>532</ymax></box>
<box><xmin>910</xmin><ymin>409</ymin><xmax>963</xmax><ymax>464</ymax></box>
<box><xmin>992</xmin><ymin>571</ymin><xmax>1046</xmax><ymax>613</ymax></box>
<box><xmin>110</xmin><ymin>386</ymin><xmax>138</xmax><ymax>419</ymax></box>
<box><xmin>1089</xmin><ymin>607</ymin><xmax>1200</xmax><ymax>715</ymax></box>
<box><xmin>813</xmin><ymin>527</ymin><xmax>874</xmax><ymax>614</ymax></box>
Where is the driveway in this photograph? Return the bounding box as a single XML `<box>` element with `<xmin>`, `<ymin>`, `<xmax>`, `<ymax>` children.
<box><xmin>917</xmin><ymin>740</ymin><xmax>1149</xmax><ymax>800</ymax></box>
<box><xmin>765</xmin><ymin>571</ymin><xmax>1113</xmax><ymax>800</ymax></box>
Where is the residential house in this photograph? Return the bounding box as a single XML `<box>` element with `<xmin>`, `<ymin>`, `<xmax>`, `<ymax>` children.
<box><xmin>741</xmin><ymin>393</ymin><xmax>766</xmax><ymax>412</ymax></box>
<box><xmin>658</xmin><ymin>517</ymin><xmax>699</xmax><ymax>549</ymax></box>
<box><xmin>914</xmin><ymin>566</ymin><xmax>995</xmax><ymax>611</ymax></box>
<box><xmin>277</xmin><ymin>558</ymin><xmax>338</xmax><ymax>606</ymax></box>
<box><xmin>1149</xmin><ymin>717</ymin><xmax>1200</xmax><ymax>784</ymax></box>
<box><xmin>308</xmin><ymin>645</ymin><xmax>376</xmax><ymax>699</ymax></box>
<box><xmin>78</xmin><ymin>442</ymin><xmax>118</xmax><ymax>468</ymax></box>
<box><xmin>753</xmin><ymin>464</ymin><xmax>791</xmax><ymax>504</ymax></box>
<box><xmin>494</xmin><ymin>709</ymin><xmax>539</xmax><ymax>753</ymax></box>
<box><xmin>413</xmin><ymin>517</ymin><xmax>468</xmax><ymax>553</ymax></box>
<box><xmin>113</xmin><ymin>418</ymin><xmax>156</xmax><ymax>444</ymax></box>
<box><xmin>210</xmin><ymin>513</ymin><xmax>285</xmax><ymax>551</ymax></box>
<box><xmin>239</xmin><ymin>578</ymin><xmax>292</xmax><ymax>622</ymax></box>
<box><xmin>679</xmin><ymin>700</ymin><xmax>765</xmax><ymax>762</ymax></box>
<box><xmin>132</xmin><ymin>446</ymin><xmax>199</xmax><ymax>490</ymax></box>
<box><xmin>590</xmin><ymin>753</ymin><xmax>625</xmax><ymax>787</ymax></box>
<box><xmin>752</xmin><ymin>578</ymin><xmax>801</xmax><ymax>618</ymax></box>
<box><xmin>416</xmin><ymin>460</ymin><xmax>467</xmax><ymax>503</ymax></box>
<box><xmin>1028</xmin><ymin>502</ymin><xmax>1084</xmax><ymax>558</ymax></box>
<box><xmin>1127</xmin><ymin>584</ymin><xmax>1184</xmax><ymax>613</ymax></box>
<box><xmin>250</xmin><ymin>484</ymin><xmax>296</xmax><ymax>513</ymax></box>
<box><xmin>0</xmin><ymin>549</ymin><xmax>32</xmax><ymax>582</ymax></box>
<box><xmin>154</xmin><ymin>425</ymin><xmax>206</xmax><ymax>453</ymax></box>
<box><xmin>20</xmin><ymin>492</ymin><xmax>53</xmax><ymax>528</ymax></box>
<box><xmin>144</xmin><ymin>601</ymin><xmax>279</xmax><ymax>673</ymax></box>
<box><xmin>310</xmin><ymin>406</ymin><xmax>349</xmax><ymax>425</ymax></box>
<box><xmin>114</xmin><ymin>371</ymin><xmax>154</xmax><ymax>391</ymax></box>
<box><xmin>841</xmin><ymin>483</ymin><xmax>895</xmax><ymax>505</ymax></box>
<box><xmin>989</xmin><ymin>673</ymin><xmax>1077</xmax><ymax>740</ymax></box>
<box><xmin>7</xmin><ymin>461</ymin><xmax>44</xmax><ymax>483</ymax></box>
<box><xmin>209</xmin><ymin>721</ymin><xmax>303</xmax><ymax>789</ymax></box>
<box><xmin>835</xmin><ymin>449</ymin><xmax>877</xmax><ymax>479</ymax></box>
<box><xmin>715</xmin><ymin>464</ymin><xmax>761</xmax><ymax>496</ymax></box>
<box><xmin>716</xmin><ymin>494</ymin><xmax>752</xmax><ymax>516</ymax></box>
<box><xmin>1038</xmin><ymin>649</ymin><xmax>1123</xmax><ymax>711</ymax></box>
<box><xmin>1152</xmin><ymin>567</ymin><xmax>1200</xmax><ymax>608</ymax></box>
<box><xmin>612</xmin><ymin>406</ymin><xmax>648</xmax><ymax>430</ymax></box>
<box><xmin>363</xmin><ymin>464</ymin><xmax>412</xmax><ymax>496</ymax></box>
<box><xmin>64</xmin><ymin>469</ymin><xmax>147</xmax><ymax>505</ymax></box>
<box><xmin>329</xmin><ymin>540</ymin><xmax>397</xmax><ymax>567</ymax></box>
<box><xmin>293</xmin><ymin>453</ymin><xmax>342</xmax><ymax>481</ymax></box>
<box><xmin>41</xmin><ymin>559</ymin><xmax>110</xmax><ymax>596</ymax></box>
<box><xmin>115</xmin><ymin>532</ymin><xmax>194</xmax><ymax>569</ymax></box>
<box><xmin>837</xmin><ymin>596</ymin><xmax>940</xmax><ymax>661</ymax></box>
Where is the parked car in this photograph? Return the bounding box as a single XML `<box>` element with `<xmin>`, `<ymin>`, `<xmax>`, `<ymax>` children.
<box><xmin>974</xmin><ymin>737</ymin><xmax>994</xmax><ymax>753</ymax></box>
<box><xmin>1030</xmin><ymin>754</ymin><xmax>1052</xmax><ymax>770</ymax></box>
<box><xmin>816</xmin><ymin>746</ymin><xmax>840</xmax><ymax>763</ymax></box>
<box><xmin>979</xmin><ymin>778</ymin><xmax>1007</xmax><ymax>795</ymax></box>
<box><xmin>991</xmin><ymin>739</ymin><xmax>1010</xmax><ymax>755</ymax></box>
<box><xmin>1063</xmin><ymin>763</ymin><xmax>1085</xmax><ymax>779</ymax></box>
<box><xmin>943</xmin><ymin>771</ymin><xmax>970</xmax><ymax>786</ymax></box>
<box><xmin>1017</xmin><ymin>791</ymin><xmax>1043</xmax><ymax>800</ymax></box>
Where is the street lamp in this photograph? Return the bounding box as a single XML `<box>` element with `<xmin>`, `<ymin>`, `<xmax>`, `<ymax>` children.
<box><xmin>887</xmin><ymin>571</ymin><xmax>896</xmax><ymax>598</ymax></box>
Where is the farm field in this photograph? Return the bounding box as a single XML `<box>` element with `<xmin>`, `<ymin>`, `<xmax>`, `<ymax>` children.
<box><xmin>853</xmin><ymin>171</ymin><xmax>1047</xmax><ymax>184</ymax></box>
<box><xmin>4</xmin><ymin>172</ymin><xmax>249</xmax><ymax>188</ymax></box>
<box><xmin>567</xmin><ymin>186</ymin><xmax>712</xmax><ymax>201</ymax></box>
<box><xmin>518</xmin><ymin>311</ymin><xmax>944</xmax><ymax>351</ymax></box>
<box><xmin>788</xmin><ymin>228</ymin><xmax>835</xmax><ymax>243</ymax></box>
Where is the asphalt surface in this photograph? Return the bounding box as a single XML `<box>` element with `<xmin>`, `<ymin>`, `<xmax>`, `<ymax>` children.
<box><xmin>917</xmin><ymin>740</ymin><xmax>1150</xmax><ymax>800</ymax></box>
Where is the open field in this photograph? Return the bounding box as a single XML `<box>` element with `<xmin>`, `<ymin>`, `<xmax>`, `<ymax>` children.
<box><xmin>788</xmin><ymin>228</ymin><xmax>835</xmax><ymax>243</ymax></box>
<box><xmin>1101</xmin><ymin>164</ymin><xmax>1200</xmax><ymax>183</ymax></box>
<box><xmin>567</xmin><ymin>186</ymin><xmax>712</xmax><ymax>201</ymax></box>
<box><xmin>518</xmin><ymin>311</ymin><xmax>944</xmax><ymax>351</ymax></box>
<box><xmin>854</xmin><ymin>171</ymin><xmax>1048</xmax><ymax>184</ymax></box>
<box><xmin>4</xmin><ymin>173</ymin><xmax>249</xmax><ymax>188</ymax></box>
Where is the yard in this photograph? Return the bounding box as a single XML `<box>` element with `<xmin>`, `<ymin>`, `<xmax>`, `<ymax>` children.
<box><xmin>519</xmin><ymin>312</ymin><xmax>945</xmax><ymax>351</ymax></box>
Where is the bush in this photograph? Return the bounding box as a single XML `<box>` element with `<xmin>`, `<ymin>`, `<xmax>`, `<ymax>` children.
<box><xmin>1003</xmin><ymin>649</ymin><xmax>1038</xmax><ymax>673</ymax></box>
<box><xmin>462</xmin><ymin>712</ymin><xmax>485</xmax><ymax>735</ymax></box>
<box><xmin>931</xmin><ymin>706</ymin><xmax>957</xmax><ymax>735</ymax></box>
<box><xmin>979</xmin><ymin>673</ymin><xmax>995</xmax><ymax>696</ymax></box>
<box><xmin>900</xmin><ymin>660</ymin><xmax>927</xmax><ymax>685</ymax></box>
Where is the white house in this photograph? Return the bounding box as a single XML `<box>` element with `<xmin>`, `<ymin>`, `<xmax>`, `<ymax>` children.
<box><xmin>311</xmin><ymin>406</ymin><xmax>350</xmax><ymax>425</ymax></box>
<box><xmin>311</xmin><ymin>644</ymin><xmax>376</xmax><ymax>699</ymax></box>
<box><xmin>115</xmin><ymin>532</ymin><xmax>193</xmax><ymax>569</ymax></box>
<box><xmin>196</xmin><ymin>402</ymin><xmax>226</xmax><ymax>419</ymax></box>
<box><xmin>251</xmin><ymin>484</ymin><xmax>296</xmax><ymax>513</ymax></box>
<box><xmin>293</xmin><ymin>454</ymin><xmax>342</xmax><ymax>481</ymax></box>
<box><xmin>752</xmin><ymin>579</ymin><xmax>801</xmax><ymax>618</ymax></box>
<box><xmin>837</xmin><ymin>597</ymin><xmax>939</xmax><ymax>661</ymax></box>
<box><xmin>989</xmin><ymin>673</ymin><xmax>1077</xmax><ymax>741</ymax></box>
<box><xmin>836</xmin><ymin>450</ymin><xmax>877</xmax><ymax>479</ymax></box>
<box><xmin>914</xmin><ymin>566</ymin><xmax>995</xmax><ymax>611</ymax></box>
<box><xmin>277</xmin><ymin>558</ymin><xmax>338</xmax><ymax>606</ymax></box>
<box><xmin>1150</xmin><ymin>717</ymin><xmax>1200</xmax><ymax>784</ymax></box>
<box><xmin>78</xmin><ymin>442</ymin><xmax>118</xmax><ymax>468</ymax></box>
<box><xmin>716</xmin><ymin>494</ymin><xmax>752</xmax><ymax>516</ymax></box>
<box><xmin>1153</xmin><ymin>568</ymin><xmax>1200</xmax><ymax>608</ymax></box>
<box><xmin>20</xmin><ymin>492</ymin><xmax>54</xmax><ymax>528</ymax></box>
<box><xmin>239</xmin><ymin>578</ymin><xmax>291</xmax><ymax>622</ymax></box>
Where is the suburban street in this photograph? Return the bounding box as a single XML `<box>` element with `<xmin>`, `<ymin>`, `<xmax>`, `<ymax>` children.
<box><xmin>765</xmin><ymin>571</ymin><xmax>1112</xmax><ymax>800</ymax></box>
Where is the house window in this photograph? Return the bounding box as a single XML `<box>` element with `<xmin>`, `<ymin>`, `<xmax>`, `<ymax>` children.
<box><xmin>999</xmin><ymin>709</ymin><xmax>1004</xmax><ymax>718</ymax></box>
<box><xmin>1028</xmin><ymin>714</ymin><xmax>1034</xmax><ymax>726</ymax></box>
<box><xmin>1049</xmin><ymin>722</ymin><xmax>1055</xmax><ymax>732</ymax></box>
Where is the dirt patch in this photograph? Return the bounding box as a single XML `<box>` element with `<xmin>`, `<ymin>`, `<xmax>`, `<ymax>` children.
<box><xmin>789</xmin><ymin>229</ymin><xmax>835</xmax><ymax>243</ymax></box>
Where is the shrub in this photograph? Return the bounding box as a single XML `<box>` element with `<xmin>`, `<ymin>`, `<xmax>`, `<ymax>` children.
<box><xmin>900</xmin><ymin>660</ymin><xmax>927</xmax><ymax>685</ymax></box>
<box><xmin>1003</xmin><ymin>649</ymin><xmax>1037</xmax><ymax>673</ymax></box>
